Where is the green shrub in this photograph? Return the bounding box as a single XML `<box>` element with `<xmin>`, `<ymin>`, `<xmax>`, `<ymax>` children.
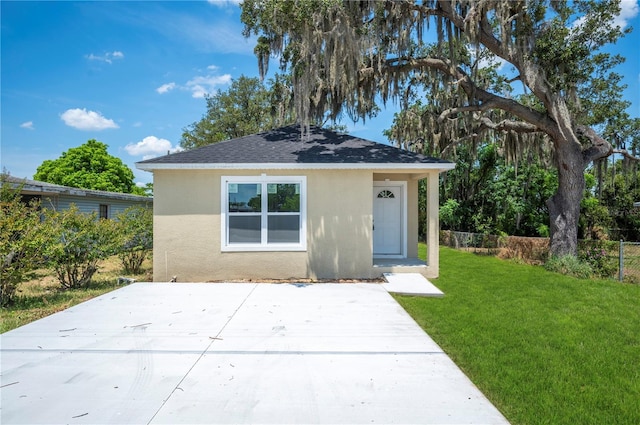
<box><xmin>537</xmin><ymin>224</ymin><xmax>550</xmax><ymax>237</ymax></box>
<box><xmin>44</xmin><ymin>206</ymin><xmax>118</xmax><ymax>289</ymax></box>
<box><xmin>544</xmin><ymin>255</ymin><xmax>593</xmax><ymax>279</ymax></box>
<box><xmin>115</xmin><ymin>206</ymin><xmax>152</xmax><ymax>274</ymax></box>
<box><xmin>580</xmin><ymin>246</ymin><xmax>617</xmax><ymax>278</ymax></box>
<box><xmin>1</xmin><ymin>176</ymin><xmax>51</xmax><ymax>307</ymax></box>
<box><xmin>439</xmin><ymin>199</ymin><xmax>460</xmax><ymax>230</ymax></box>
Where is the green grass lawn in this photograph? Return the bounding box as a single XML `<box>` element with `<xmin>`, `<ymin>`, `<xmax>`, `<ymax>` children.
<box><xmin>396</xmin><ymin>245</ymin><xmax>639</xmax><ymax>425</ymax></box>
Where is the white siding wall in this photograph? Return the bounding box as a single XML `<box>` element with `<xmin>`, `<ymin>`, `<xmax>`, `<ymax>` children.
<box><xmin>50</xmin><ymin>195</ymin><xmax>151</xmax><ymax>218</ymax></box>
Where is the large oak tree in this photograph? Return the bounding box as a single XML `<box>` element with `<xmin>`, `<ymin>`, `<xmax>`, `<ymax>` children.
<box><xmin>241</xmin><ymin>0</ymin><xmax>638</xmax><ymax>257</ymax></box>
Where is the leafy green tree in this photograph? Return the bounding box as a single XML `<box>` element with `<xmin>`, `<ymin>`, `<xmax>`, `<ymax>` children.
<box><xmin>140</xmin><ymin>182</ymin><xmax>154</xmax><ymax>197</ymax></box>
<box><xmin>579</xmin><ymin>173</ymin><xmax>613</xmax><ymax>240</ymax></box>
<box><xmin>241</xmin><ymin>0</ymin><xmax>639</xmax><ymax>257</ymax></box>
<box><xmin>44</xmin><ymin>205</ymin><xmax>118</xmax><ymax>289</ymax></box>
<box><xmin>439</xmin><ymin>198</ymin><xmax>460</xmax><ymax>231</ymax></box>
<box><xmin>488</xmin><ymin>158</ymin><xmax>558</xmax><ymax>237</ymax></box>
<box><xmin>181</xmin><ymin>75</ymin><xmax>296</xmax><ymax>149</ymax></box>
<box><xmin>437</xmin><ymin>144</ymin><xmax>557</xmax><ymax>237</ymax></box>
<box><xmin>1</xmin><ymin>175</ymin><xmax>51</xmax><ymax>307</ymax></box>
<box><xmin>600</xmin><ymin>165</ymin><xmax>640</xmax><ymax>240</ymax></box>
<box><xmin>115</xmin><ymin>206</ymin><xmax>153</xmax><ymax>274</ymax></box>
<box><xmin>35</xmin><ymin>139</ymin><xmax>144</xmax><ymax>195</ymax></box>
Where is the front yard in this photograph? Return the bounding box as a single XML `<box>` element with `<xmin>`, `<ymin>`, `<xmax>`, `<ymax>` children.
<box><xmin>3</xmin><ymin>246</ymin><xmax>638</xmax><ymax>424</ymax></box>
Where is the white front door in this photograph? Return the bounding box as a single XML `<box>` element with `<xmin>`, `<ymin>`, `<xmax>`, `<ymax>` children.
<box><xmin>373</xmin><ymin>184</ymin><xmax>403</xmax><ymax>256</ymax></box>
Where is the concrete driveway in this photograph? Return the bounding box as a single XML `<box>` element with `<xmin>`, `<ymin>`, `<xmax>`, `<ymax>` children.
<box><xmin>1</xmin><ymin>282</ymin><xmax>509</xmax><ymax>424</ymax></box>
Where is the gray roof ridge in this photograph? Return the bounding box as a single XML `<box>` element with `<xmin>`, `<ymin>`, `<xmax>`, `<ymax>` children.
<box><xmin>4</xmin><ymin>175</ymin><xmax>151</xmax><ymax>201</ymax></box>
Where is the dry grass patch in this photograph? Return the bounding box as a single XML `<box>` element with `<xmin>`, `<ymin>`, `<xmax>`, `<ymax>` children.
<box><xmin>1</xmin><ymin>256</ymin><xmax>152</xmax><ymax>333</ymax></box>
<box><xmin>496</xmin><ymin>236</ymin><xmax>549</xmax><ymax>264</ymax></box>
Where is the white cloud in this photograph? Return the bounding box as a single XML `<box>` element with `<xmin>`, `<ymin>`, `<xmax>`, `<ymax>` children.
<box><xmin>60</xmin><ymin>108</ymin><xmax>119</xmax><ymax>131</ymax></box>
<box><xmin>20</xmin><ymin>121</ymin><xmax>34</xmax><ymax>130</ymax></box>
<box><xmin>573</xmin><ymin>0</ymin><xmax>639</xmax><ymax>30</ymax></box>
<box><xmin>156</xmin><ymin>82</ymin><xmax>176</xmax><ymax>94</ymax></box>
<box><xmin>207</xmin><ymin>0</ymin><xmax>242</xmax><ymax>6</ymax></box>
<box><xmin>615</xmin><ymin>0</ymin><xmax>639</xmax><ymax>29</ymax></box>
<box><xmin>85</xmin><ymin>51</ymin><xmax>125</xmax><ymax>64</ymax></box>
<box><xmin>186</xmin><ymin>73</ymin><xmax>232</xmax><ymax>98</ymax></box>
<box><xmin>469</xmin><ymin>46</ymin><xmax>507</xmax><ymax>71</ymax></box>
<box><xmin>478</xmin><ymin>55</ymin><xmax>507</xmax><ymax>71</ymax></box>
<box><xmin>154</xmin><ymin>67</ymin><xmax>231</xmax><ymax>98</ymax></box>
<box><xmin>125</xmin><ymin>136</ymin><xmax>183</xmax><ymax>160</ymax></box>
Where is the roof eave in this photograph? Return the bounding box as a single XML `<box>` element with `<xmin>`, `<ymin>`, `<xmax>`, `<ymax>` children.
<box><xmin>9</xmin><ymin>180</ymin><xmax>151</xmax><ymax>202</ymax></box>
<box><xmin>136</xmin><ymin>162</ymin><xmax>456</xmax><ymax>172</ymax></box>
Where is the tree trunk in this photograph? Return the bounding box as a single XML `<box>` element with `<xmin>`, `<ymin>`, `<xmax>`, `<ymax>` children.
<box><xmin>547</xmin><ymin>135</ymin><xmax>585</xmax><ymax>258</ymax></box>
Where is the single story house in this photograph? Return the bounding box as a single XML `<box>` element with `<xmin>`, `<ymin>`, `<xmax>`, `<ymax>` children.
<box><xmin>136</xmin><ymin>125</ymin><xmax>454</xmax><ymax>281</ymax></box>
<box><xmin>4</xmin><ymin>176</ymin><xmax>152</xmax><ymax>219</ymax></box>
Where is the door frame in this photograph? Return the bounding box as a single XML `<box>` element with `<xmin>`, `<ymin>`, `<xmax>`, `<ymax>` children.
<box><xmin>372</xmin><ymin>181</ymin><xmax>407</xmax><ymax>259</ymax></box>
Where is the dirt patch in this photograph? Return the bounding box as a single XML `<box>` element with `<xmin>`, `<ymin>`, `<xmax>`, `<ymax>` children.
<box><xmin>205</xmin><ymin>278</ymin><xmax>387</xmax><ymax>284</ymax></box>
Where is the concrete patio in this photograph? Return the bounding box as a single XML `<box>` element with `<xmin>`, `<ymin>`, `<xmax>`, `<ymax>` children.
<box><xmin>1</xmin><ymin>282</ymin><xmax>509</xmax><ymax>424</ymax></box>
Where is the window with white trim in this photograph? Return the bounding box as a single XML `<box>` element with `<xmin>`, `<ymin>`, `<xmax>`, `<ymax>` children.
<box><xmin>221</xmin><ymin>176</ymin><xmax>306</xmax><ymax>251</ymax></box>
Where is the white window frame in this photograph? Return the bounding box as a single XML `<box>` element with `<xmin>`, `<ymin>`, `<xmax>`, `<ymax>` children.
<box><xmin>221</xmin><ymin>175</ymin><xmax>307</xmax><ymax>252</ymax></box>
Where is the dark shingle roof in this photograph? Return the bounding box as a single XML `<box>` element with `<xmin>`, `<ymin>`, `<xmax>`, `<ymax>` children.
<box><xmin>137</xmin><ymin>125</ymin><xmax>452</xmax><ymax>167</ymax></box>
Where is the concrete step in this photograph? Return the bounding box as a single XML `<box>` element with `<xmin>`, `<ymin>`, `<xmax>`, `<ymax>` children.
<box><xmin>382</xmin><ymin>272</ymin><xmax>444</xmax><ymax>297</ymax></box>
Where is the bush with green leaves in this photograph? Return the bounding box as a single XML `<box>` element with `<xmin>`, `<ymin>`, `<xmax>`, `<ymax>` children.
<box><xmin>544</xmin><ymin>255</ymin><xmax>594</xmax><ymax>279</ymax></box>
<box><xmin>580</xmin><ymin>245</ymin><xmax>617</xmax><ymax>279</ymax></box>
<box><xmin>1</xmin><ymin>176</ymin><xmax>51</xmax><ymax>307</ymax></box>
<box><xmin>44</xmin><ymin>206</ymin><xmax>118</xmax><ymax>289</ymax></box>
<box><xmin>439</xmin><ymin>198</ymin><xmax>460</xmax><ymax>230</ymax></box>
<box><xmin>115</xmin><ymin>206</ymin><xmax>152</xmax><ymax>274</ymax></box>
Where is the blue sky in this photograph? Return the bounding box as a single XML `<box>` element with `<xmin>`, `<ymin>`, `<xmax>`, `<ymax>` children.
<box><xmin>2</xmin><ymin>1</ymin><xmax>639</xmax><ymax>187</ymax></box>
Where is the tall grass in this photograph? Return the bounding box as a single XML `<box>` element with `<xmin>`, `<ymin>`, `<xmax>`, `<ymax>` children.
<box><xmin>398</xmin><ymin>246</ymin><xmax>640</xmax><ymax>425</ymax></box>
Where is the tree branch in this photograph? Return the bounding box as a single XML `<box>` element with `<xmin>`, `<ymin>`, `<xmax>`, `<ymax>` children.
<box><xmin>575</xmin><ymin>125</ymin><xmax>616</xmax><ymax>166</ymax></box>
<box><xmin>379</xmin><ymin>55</ymin><xmax>557</xmax><ymax>134</ymax></box>
<box><xmin>436</xmin><ymin>0</ymin><xmax>512</xmax><ymax>64</ymax></box>
<box><xmin>440</xmin><ymin>133</ymin><xmax>480</xmax><ymax>157</ymax></box>
<box><xmin>612</xmin><ymin>149</ymin><xmax>640</xmax><ymax>162</ymax></box>
<box><xmin>431</xmin><ymin>0</ymin><xmax>555</xmax><ymax>111</ymax></box>
<box><xmin>437</xmin><ymin>103</ymin><xmax>496</xmax><ymax>123</ymax></box>
<box><xmin>477</xmin><ymin>116</ymin><xmax>540</xmax><ymax>134</ymax></box>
